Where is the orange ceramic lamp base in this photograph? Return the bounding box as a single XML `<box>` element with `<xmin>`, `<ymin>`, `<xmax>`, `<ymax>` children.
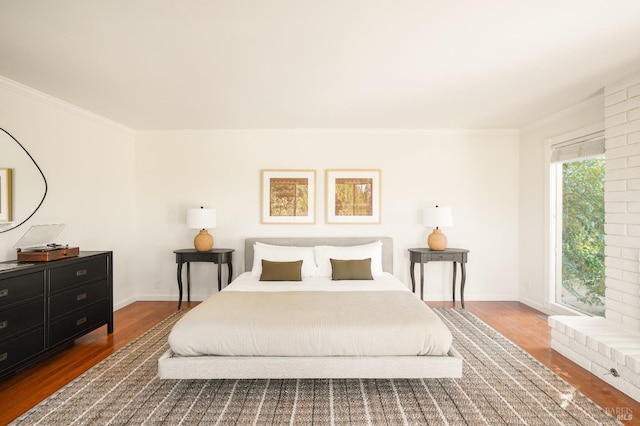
<box><xmin>427</xmin><ymin>228</ymin><xmax>447</xmax><ymax>251</ymax></box>
<box><xmin>193</xmin><ymin>229</ymin><xmax>214</xmax><ymax>251</ymax></box>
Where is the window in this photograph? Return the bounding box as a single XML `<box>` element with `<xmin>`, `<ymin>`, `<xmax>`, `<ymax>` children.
<box><xmin>548</xmin><ymin>130</ymin><xmax>605</xmax><ymax>316</ymax></box>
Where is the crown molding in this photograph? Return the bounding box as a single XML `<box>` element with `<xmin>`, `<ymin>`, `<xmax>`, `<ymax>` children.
<box><xmin>519</xmin><ymin>93</ymin><xmax>604</xmax><ymax>134</ymax></box>
<box><xmin>137</xmin><ymin>127</ymin><xmax>519</xmax><ymax>137</ymax></box>
<box><xmin>0</xmin><ymin>75</ymin><xmax>134</xmax><ymax>134</ymax></box>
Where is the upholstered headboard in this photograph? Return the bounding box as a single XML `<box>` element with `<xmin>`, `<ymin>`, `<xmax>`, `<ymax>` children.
<box><xmin>245</xmin><ymin>237</ymin><xmax>394</xmax><ymax>274</ymax></box>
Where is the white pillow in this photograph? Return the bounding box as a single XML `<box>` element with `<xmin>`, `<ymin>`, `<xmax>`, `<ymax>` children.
<box><xmin>314</xmin><ymin>241</ymin><xmax>383</xmax><ymax>277</ymax></box>
<box><xmin>251</xmin><ymin>243</ymin><xmax>318</xmax><ymax>277</ymax></box>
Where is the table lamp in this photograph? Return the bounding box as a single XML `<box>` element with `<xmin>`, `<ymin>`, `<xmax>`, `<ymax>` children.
<box><xmin>187</xmin><ymin>207</ymin><xmax>217</xmax><ymax>251</ymax></box>
<box><xmin>422</xmin><ymin>206</ymin><xmax>453</xmax><ymax>251</ymax></box>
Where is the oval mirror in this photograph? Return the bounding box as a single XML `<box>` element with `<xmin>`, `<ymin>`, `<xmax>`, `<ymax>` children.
<box><xmin>0</xmin><ymin>128</ymin><xmax>47</xmax><ymax>233</ymax></box>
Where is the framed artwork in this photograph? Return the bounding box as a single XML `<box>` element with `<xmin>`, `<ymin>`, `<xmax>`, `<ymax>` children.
<box><xmin>261</xmin><ymin>170</ymin><xmax>316</xmax><ymax>224</ymax></box>
<box><xmin>326</xmin><ymin>169</ymin><xmax>381</xmax><ymax>224</ymax></box>
<box><xmin>0</xmin><ymin>168</ymin><xmax>12</xmax><ymax>222</ymax></box>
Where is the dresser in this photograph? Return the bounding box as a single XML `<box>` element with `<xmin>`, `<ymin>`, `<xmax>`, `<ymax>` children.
<box><xmin>0</xmin><ymin>251</ymin><xmax>113</xmax><ymax>378</ymax></box>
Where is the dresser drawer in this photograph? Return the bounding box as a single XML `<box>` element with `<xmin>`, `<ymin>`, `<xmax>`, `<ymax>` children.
<box><xmin>429</xmin><ymin>253</ymin><xmax>459</xmax><ymax>261</ymax></box>
<box><xmin>0</xmin><ymin>272</ymin><xmax>44</xmax><ymax>308</ymax></box>
<box><xmin>0</xmin><ymin>327</ymin><xmax>45</xmax><ymax>374</ymax></box>
<box><xmin>49</xmin><ymin>300</ymin><xmax>109</xmax><ymax>346</ymax></box>
<box><xmin>0</xmin><ymin>298</ymin><xmax>44</xmax><ymax>341</ymax></box>
<box><xmin>49</xmin><ymin>280</ymin><xmax>108</xmax><ymax>319</ymax></box>
<box><xmin>49</xmin><ymin>257</ymin><xmax>107</xmax><ymax>292</ymax></box>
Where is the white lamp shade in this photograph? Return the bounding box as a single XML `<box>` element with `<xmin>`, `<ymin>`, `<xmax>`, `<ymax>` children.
<box><xmin>422</xmin><ymin>206</ymin><xmax>453</xmax><ymax>228</ymax></box>
<box><xmin>187</xmin><ymin>208</ymin><xmax>217</xmax><ymax>229</ymax></box>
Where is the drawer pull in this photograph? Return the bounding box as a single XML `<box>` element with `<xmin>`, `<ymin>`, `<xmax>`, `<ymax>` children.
<box><xmin>76</xmin><ymin>269</ymin><xmax>87</xmax><ymax>277</ymax></box>
<box><xmin>76</xmin><ymin>293</ymin><xmax>87</xmax><ymax>301</ymax></box>
<box><xmin>0</xmin><ymin>353</ymin><xmax>6</xmax><ymax>362</ymax></box>
<box><xmin>0</xmin><ymin>289</ymin><xmax>8</xmax><ymax>297</ymax></box>
<box><xmin>0</xmin><ymin>320</ymin><xmax>7</xmax><ymax>329</ymax></box>
<box><xmin>76</xmin><ymin>317</ymin><xmax>87</xmax><ymax>326</ymax></box>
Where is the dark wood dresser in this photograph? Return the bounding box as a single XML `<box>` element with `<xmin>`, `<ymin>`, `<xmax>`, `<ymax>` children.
<box><xmin>0</xmin><ymin>251</ymin><xmax>113</xmax><ymax>378</ymax></box>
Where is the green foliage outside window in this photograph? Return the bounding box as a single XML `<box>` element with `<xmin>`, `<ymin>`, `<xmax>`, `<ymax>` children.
<box><xmin>561</xmin><ymin>157</ymin><xmax>605</xmax><ymax>316</ymax></box>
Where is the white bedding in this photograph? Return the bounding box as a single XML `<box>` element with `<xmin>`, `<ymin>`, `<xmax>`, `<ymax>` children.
<box><xmin>168</xmin><ymin>272</ymin><xmax>453</xmax><ymax>358</ymax></box>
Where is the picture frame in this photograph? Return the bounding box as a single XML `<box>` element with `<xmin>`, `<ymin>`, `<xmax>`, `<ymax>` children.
<box><xmin>326</xmin><ymin>169</ymin><xmax>381</xmax><ymax>224</ymax></box>
<box><xmin>261</xmin><ymin>169</ymin><xmax>316</xmax><ymax>224</ymax></box>
<box><xmin>0</xmin><ymin>168</ymin><xmax>12</xmax><ymax>222</ymax></box>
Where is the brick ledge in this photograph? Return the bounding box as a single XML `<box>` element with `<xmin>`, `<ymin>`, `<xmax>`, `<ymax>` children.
<box><xmin>549</xmin><ymin>315</ymin><xmax>640</xmax><ymax>402</ymax></box>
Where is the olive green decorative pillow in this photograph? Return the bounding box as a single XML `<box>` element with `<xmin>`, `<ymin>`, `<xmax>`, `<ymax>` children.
<box><xmin>259</xmin><ymin>259</ymin><xmax>303</xmax><ymax>281</ymax></box>
<box><xmin>330</xmin><ymin>258</ymin><xmax>373</xmax><ymax>280</ymax></box>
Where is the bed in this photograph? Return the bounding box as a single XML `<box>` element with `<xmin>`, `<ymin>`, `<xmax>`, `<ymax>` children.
<box><xmin>158</xmin><ymin>237</ymin><xmax>462</xmax><ymax>379</ymax></box>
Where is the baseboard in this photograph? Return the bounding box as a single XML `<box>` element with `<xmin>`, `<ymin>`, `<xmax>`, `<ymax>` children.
<box><xmin>134</xmin><ymin>293</ymin><xmax>211</xmax><ymax>302</ymax></box>
<box><xmin>518</xmin><ymin>296</ymin><xmax>552</xmax><ymax>315</ymax></box>
<box><xmin>423</xmin><ymin>293</ymin><xmax>517</xmax><ymax>302</ymax></box>
<box><xmin>115</xmin><ymin>294</ymin><xmax>214</xmax><ymax>311</ymax></box>
<box><xmin>114</xmin><ymin>296</ymin><xmax>137</xmax><ymax>311</ymax></box>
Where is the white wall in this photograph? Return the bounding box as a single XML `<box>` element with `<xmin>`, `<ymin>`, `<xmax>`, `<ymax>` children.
<box><xmin>0</xmin><ymin>76</ymin><xmax>520</xmax><ymax>308</ymax></box>
<box><xmin>135</xmin><ymin>129</ymin><xmax>520</xmax><ymax>302</ymax></box>
<box><xmin>518</xmin><ymin>96</ymin><xmax>604</xmax><ymax>313</ymax></box>
<box><xmin>0</xmin><ymin>78</ymin><xmax>137</xmax><ymax>307</ymax></box>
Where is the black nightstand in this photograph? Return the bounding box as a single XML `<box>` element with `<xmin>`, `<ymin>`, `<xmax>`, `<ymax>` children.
<box><xmin>174</xmin><ymin>248</ymin><xmax>234</xmax><ymax>309</ymax></box>
<box><xmin>409</xmin><ymin>248</ymin><xmax>469</xmax><ymax>308</ymax></box>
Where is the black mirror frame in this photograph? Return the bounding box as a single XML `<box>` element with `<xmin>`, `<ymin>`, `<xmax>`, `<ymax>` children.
<box><xmin>0</xmin><ymin>128</ymin><xmax>48</xmax><ymax>233</ymax></box>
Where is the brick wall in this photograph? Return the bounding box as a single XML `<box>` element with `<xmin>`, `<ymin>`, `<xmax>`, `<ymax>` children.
<box><xmin>604</xmin><ymin>71</ymin><xmax>640</xmax><ymax>331</ymax></box>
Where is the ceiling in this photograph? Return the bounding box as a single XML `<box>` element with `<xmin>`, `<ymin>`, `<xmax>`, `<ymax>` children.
<box><xmin>1</xmin><ymin>1</ymin><xmax>640</xmax><ymax>130</ymax></box>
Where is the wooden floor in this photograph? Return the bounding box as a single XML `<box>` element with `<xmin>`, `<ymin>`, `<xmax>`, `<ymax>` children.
<box><xmin>0</xmin><ymin>301</ymin><xmax>638</xmax><ymax>425</ymax></box>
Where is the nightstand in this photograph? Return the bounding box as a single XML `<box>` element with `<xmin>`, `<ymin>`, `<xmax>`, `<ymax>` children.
<box><xmin>174</xmin><ymin>248</ymin><xmax>234</xmax><ymax>309</ymax></box>
<box><xmin>409</xmin><ymin>248</ymin><xmax>469</xmax><ymax>308</ymax></box>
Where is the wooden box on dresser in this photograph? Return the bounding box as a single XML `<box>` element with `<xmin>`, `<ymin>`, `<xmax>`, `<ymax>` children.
<box><xmin>0</xmin><ymin>251</ymin><xmax>113</xmax><ymax>379</ymax></box>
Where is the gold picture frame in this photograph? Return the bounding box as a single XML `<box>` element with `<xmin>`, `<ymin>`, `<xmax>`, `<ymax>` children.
<box><xmin>326</xmin><ymin>169</ymin><xmax>381</xmax><ymax>224</ymax></box>
<box><xmin>0</xmin><ymin>168</ymin><xmax>12</xmax><ymax>222</ymax></box>
<box><xmin>261</xmin><ymin>169</ymin><xmax>316</xmax><ymax>224</ymax></box>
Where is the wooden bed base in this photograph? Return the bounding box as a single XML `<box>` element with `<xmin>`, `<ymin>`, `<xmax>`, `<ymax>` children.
<box><xmin>157</xmin><ymin>237</ymin><xmax>463</xmax><ymax>380</ymax></box>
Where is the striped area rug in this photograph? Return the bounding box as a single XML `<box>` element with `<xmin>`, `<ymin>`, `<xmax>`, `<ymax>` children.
<box><xmin>12</xmin><ymin>308</ymin><xmax>620</xmax><ymax>425</ymax></box>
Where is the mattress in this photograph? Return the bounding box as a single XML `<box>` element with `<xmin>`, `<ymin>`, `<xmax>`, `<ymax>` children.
<box><xmin>168</xmin><ymin>272</ymin><xmax>453</xmax><ymax>357</ymax></box>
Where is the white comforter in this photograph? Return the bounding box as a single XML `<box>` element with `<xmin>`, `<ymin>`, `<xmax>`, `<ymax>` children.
<box><xmin>168</xmin><ymin>272</ymin><xmax>453</xmax><ymax>357</ymax></box>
